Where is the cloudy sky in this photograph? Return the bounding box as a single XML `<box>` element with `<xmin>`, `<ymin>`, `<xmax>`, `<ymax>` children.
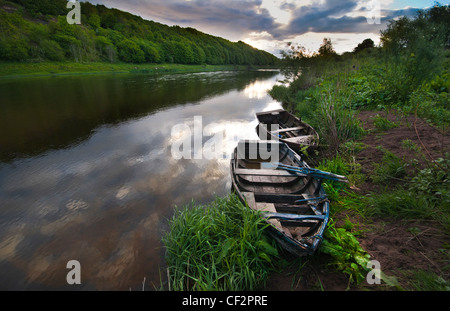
<box><xmin>84</xmin><ymin>0</ymin><xmax>447</xmax><ymax>56</ymax></box>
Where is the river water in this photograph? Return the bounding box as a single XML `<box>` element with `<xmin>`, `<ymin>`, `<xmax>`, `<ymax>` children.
<box><xmin>0</xmin><ymin>70</ymin><xmax>283</xmax><ymax>290</ymax></box>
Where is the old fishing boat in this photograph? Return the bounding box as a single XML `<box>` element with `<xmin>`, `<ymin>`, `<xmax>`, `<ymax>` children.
<box><xmin>255</xmin><ymin>109</ymin><xmax>319</xmax><ymax>154</ymax></box>
<box><xmin>230</xmin><ymin>140</ymin><xmax>347</xmax><ymax>256</ymax></box>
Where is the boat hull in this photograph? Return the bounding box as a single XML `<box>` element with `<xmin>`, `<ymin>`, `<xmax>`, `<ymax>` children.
<box><xmin>255</xmin><ymin>109</ymin><xmax>319</xmax><ymax>154</ymax></box>
<box><xmin>230</xmin><ymin>140</ymin><xmax>329</xmax><ymax>256</ymax></box>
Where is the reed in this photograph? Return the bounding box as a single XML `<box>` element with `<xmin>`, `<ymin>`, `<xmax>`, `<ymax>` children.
<box><xmin>162</xmin><ymin>194</ymin><xmax>278</xmax><ymax>291</ymax></box>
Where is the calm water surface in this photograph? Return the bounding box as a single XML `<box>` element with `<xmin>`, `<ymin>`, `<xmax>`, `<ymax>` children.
<box><xmin>0</xmin><ymin>70</ymin><xmax>283</xmax><ymax>290</ymax></box>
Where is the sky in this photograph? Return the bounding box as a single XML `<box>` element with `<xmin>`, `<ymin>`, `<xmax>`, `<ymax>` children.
<box><xmin>84</xmin><ymin>0</ymin><xmax>448</xmax><ymax>57</ymax></box>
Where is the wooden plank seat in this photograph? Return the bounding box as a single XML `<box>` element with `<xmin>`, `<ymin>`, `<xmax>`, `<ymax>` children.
<box><xmin>270</xmin><ymin>126</ymin><xmax>305</xmax><ymax>133</ymax></box>
<box><xmin>283</xmin><ymin>135</ymin><xmax>316</xmax><ymax>143</ymax></box>
<box><xmin>242</xmin><ymin>192</ymin><xmax>292</xmax><ymax>237</ymax></box>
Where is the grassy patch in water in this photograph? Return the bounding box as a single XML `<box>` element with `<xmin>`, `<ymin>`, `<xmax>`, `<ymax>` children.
<box><xmin>162</xmin><ymin>194</ymin><xmax>278</xmax><ymax>291</ymax></box>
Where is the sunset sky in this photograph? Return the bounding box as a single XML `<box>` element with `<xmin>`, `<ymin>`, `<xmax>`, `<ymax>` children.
<box><xmin>84</xmin><ymin>0</ymin><xmax>447</xmax><ymax>56</ymax></box>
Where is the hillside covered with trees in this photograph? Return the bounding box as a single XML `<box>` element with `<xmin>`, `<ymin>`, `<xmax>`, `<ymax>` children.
<box><xmin>0</xmin><ymin>0</ymin><xmax>277</xmax><ymax>65</ymax></box>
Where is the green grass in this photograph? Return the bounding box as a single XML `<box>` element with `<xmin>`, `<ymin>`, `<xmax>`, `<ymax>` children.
<box><xmin>314</xmin><ymin>155</ymin><xmax>377</xmax><ymax>288</ymax></box>
<box><xmin>367</xmin><ymin>189</ymin><xmax>434</xmax><ymax>219</ymax></box>
<box><xmin>410</xmin><ymin>270</ymin><xmax>450</xmax><ymax>291</ymax></box>
<box><xmin>371</xmin><ymin>114</ymin><xmax>399</xmax><ymax>132</ymax></box>
<box><xmin>0</xmin><ymin>61</ymin><xmax>252</xmax><ymax>79</ymax></box>
<box><xmin>319</xmin><ymin>218</ymin><xmax>371</xmax><ymax>287</ymax></box>
<box><xmin>371</xmin><ymin>148</ymin><xmax>408</xmax><ymax>184</ymax></box>
<box><xmin>162</xmin><ymin>194</ymin><xmax>278</xmax><ymax>291</ymax></box>
<box><xmin>401</xmin><ymin>139</ymin><xmax>420</xmax><ymax>152</ymax></box>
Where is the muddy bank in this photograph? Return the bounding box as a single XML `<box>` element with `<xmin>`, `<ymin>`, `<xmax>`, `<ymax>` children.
<box><xmin>266</xmin><ymin>110</ymin><xmax>449</xmax><ymax>291</ymax></box>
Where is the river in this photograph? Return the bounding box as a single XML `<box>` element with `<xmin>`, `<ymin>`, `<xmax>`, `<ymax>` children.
<box><xmin>0</xmin><ymin>69</ymin><xmax>283</xmax><ymax>290</ymax></box>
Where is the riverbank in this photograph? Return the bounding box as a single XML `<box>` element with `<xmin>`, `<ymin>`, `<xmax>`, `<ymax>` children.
<box><xmin>265</xmin><ymin>109</ymin><xmax>449</xmax><ymax>291</ymax></box>
<box><xmin>161</xmin><ymin>54</ymin><xmax>448</xmax><ymax>291</ymax></box>
<box><xmin>0</xmin><ymin>61</ymin><xmax>272</xmax><ymax>79</ymax></box>
<box><xmin>262</xmin><ymin>51</ymin><xmax>449</xmax><ymax>290</ymax></box>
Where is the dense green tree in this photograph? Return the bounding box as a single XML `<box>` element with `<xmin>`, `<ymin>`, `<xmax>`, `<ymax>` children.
<box><xmin>39</xmin><ymin>39</ymin><xmax>65</xmax><ymax>61</ymax></box>
<box><xmin>380</xmin><ymin>3</ymin><xmax>448</xmax><ymax>93</ymax></box>
<box><xmin>318</xmin><ymin>38</ymin><xmax>337</xmax><ymax>58</ymax></box>
<box><xmin>381</xmin><ymin>4</ymin><xmax>449</xmax><ymax>52</ymax></box>
<box><xmin>88</xmin><ymin>13</ymin><xmax>101</xmax><ymax>30</ymax></box>
<box><xmin>116</xmin><ymin>39</ymin><xmax>145</xmax><ymax>63</ymax></box>
<box><xmin>1</xmin><ymin>0</ymin><xmax>278</xmax><ymax>65</ymax></box>
<box><xmin>353</xmin><ymin>39</ymin><xmax>375</xmax><ymax>54</ymax></box>
<box><xmin>136</xmin><ymin>38</ymin><xmax>161</xmax><ymax>63</ymax></box>
<box><xmin>0</xmin><ymin>35</ymin><xmax>29</xmax><ymax>60</ymax></box>
<box><xmin>12</xmin><ymin>0</ymin><xmax>67</xmax><ymax>16</ymax></box>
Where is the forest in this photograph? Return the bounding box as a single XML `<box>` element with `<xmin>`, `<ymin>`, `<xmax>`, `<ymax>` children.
<box><xmin>0</xmin><ymin>0</ymin><xmax>277</xmax><ymax>66</ymax></box>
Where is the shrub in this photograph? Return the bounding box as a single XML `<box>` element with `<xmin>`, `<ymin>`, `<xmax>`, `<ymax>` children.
<box><xmin>408</xmin><ymin>74</ymin><xmax>450</xmax><ymax>129</ymax></box>
<box><xmin>409</xmin><ymin>156</ymin><xmax>450</xmax><ymax>205</ymax></box>
<box><xmin>40</xmin><ymin>39</ymin><xmax>65</xmax><ymax>61</ymax></box>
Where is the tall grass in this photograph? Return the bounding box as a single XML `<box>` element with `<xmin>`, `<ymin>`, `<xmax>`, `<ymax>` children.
<box><xmin>367</xmin><ymin>189</ymin><xmax>433</xmax><ymax>219</ymax></box>
<box><xmin>162</xmin><ymin>194</ymin><xmax>278</xmax><ymax>291</ymax></box>
<box><xmin>291</xmin><ymin>75</ymin><xmax>365</xmax><ymax>154</ymax></box>
<box><xmin>411</xmin><ymin>271</ymin><xmax>450</xmax><ymax>291</ymax></box>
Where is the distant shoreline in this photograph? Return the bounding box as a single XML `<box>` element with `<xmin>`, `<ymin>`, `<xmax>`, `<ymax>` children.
<box><xmin>0</xmin><ymin>62</ymin><xmax>278</xmax><ymax>79</ymax></box>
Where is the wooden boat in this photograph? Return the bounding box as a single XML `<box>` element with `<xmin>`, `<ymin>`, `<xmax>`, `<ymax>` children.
<box><xmin>255</xmin><ymin>109</ymin><xmax>319</xmax><ymax>154</ymax></box>
<box><xmin>230</xmin><ymin>140</ymin><xmax>332</xmax><ymax>256</ymax></box>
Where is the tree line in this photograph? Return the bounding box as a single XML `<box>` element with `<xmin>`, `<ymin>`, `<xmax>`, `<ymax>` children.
<box><xmin>0</xmin><ymin>0</ymin><xmax>277</xmax><ymax>65</ymax></box>
<box><xmin>281</xmin><ymin>3</ymin><xmax>449</xmax><ymax>67</ymax></box>
<box><xmin>280</xmin><ymin>3</ymin><xmax>449</xmax><ymax>97</ymax></box>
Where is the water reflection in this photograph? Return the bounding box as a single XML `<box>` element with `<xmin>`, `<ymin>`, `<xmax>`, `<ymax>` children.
<box><xmin>0</xmin><ymin>70</ymin><xmax>283</xmax><ymax>290</ymax></box>
<box><xmin>243</xmin><ymin>79</ymin><xmax>276</xmax><ymax>99</ymax></box>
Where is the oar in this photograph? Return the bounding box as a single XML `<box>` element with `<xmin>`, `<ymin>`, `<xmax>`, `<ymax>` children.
<box><xmin>261</xmin><ymin>162</ymin><xmax>348</xmax><ymax>183</ymax></box>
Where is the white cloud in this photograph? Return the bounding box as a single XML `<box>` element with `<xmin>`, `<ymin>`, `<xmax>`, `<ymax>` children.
<box><xmin>85</xmin><ymin>0</ymin><xmax>424</xmax><ymax>54</ymax></box>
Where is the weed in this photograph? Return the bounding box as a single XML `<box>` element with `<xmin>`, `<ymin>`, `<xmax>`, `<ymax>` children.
<box><xmin>319</xmin><ymin>218</ymin><xmax>371</xmax><ymax>287</ymax></box>
<box><xmin>341</xmin><ymin>141</ymin><xmax>368</xmax><ymax>155</ymax></box>
<box><xmin>401</xmin><ymin>139</ymin><xmax>420</xmax><ymax>152</ymax></box>
<box><xmin>371</xmin><ymin>114</ymin><xmax>399</xmax><ymax>132</ymax></box>
<box><xmin>372</xmin><ymin>149</ymin><xmax>408</xmax><ymax>184</ymax></box>
<box><xmin>407</xmin><ymin>73</ymin><xmax>450</xmax><ymax>129</ymax></box>
<box><xmin>409</xmin><ymin>156</ymin><xmax>450</xmax><ymax>205</ymax></box>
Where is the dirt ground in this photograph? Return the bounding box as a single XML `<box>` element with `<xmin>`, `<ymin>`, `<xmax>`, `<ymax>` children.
<box><xmin>266</xmin><ymin>110</ymin><xmax>449</xmax><ymax>291</ymax></box>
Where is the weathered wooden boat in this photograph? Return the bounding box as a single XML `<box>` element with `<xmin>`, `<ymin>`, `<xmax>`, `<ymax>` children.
<box><xmin>255</xmin><ymin>109</ymin><xmax>319</xmax><ymax>154</ymax></box>
<box><xmin>230</xmin><ymin>140</ymin><xmax>346</xmax><ymax>256</ymax></box>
